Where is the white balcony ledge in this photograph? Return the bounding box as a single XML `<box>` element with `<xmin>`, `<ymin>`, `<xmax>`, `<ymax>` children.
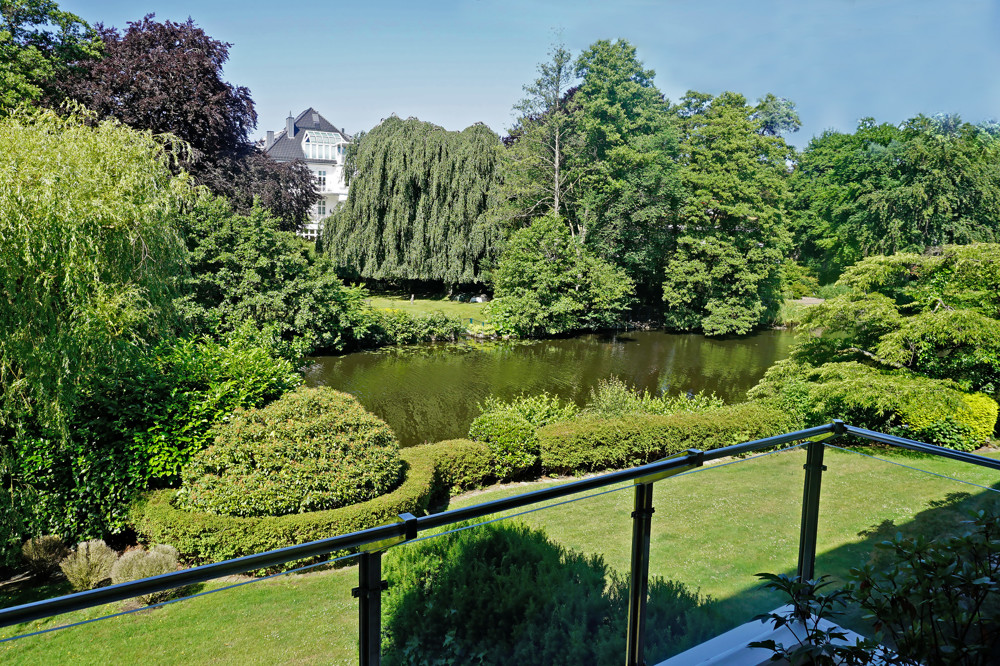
<box><xmin>656</xmin><ymin>605</ymin><xmax>876</xmax><ymax>666</ymax></box>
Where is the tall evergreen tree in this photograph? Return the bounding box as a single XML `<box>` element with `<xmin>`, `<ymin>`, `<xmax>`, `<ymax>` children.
<box><xmin>323</xmin><ymin>116</ymin><xmax>502</xmax><ymax>286</ymax></box>
<box><xmin>571</xmin><ymin>39</ymin><xmax>683</xmax><ymax>295</ymax></box>
<box><xmin>663</xmin><ymin>91</ymin><xmax>793</xmax><ymax>336</ymax></box>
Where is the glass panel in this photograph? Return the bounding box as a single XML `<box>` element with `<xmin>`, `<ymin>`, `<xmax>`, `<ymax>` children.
<box><xmin>0</xmin><ymin>551</ymin><xmax>362</xmax><ymax>663</ymax></box>
<box><xmin>648</xmin><ymin>444</ymin><xmax>807</xmax><ymax>663</ymax></box>
<box><xmin>381</xmin><ymin>477</ymin><xmax>635</xmax><ymax>664</ymax></box>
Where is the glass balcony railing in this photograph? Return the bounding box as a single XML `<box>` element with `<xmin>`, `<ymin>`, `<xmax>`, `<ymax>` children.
<box><xmin>2</xmin><ymin>422</ymin><xmax>999</xmax><ymax>665</ymax></box>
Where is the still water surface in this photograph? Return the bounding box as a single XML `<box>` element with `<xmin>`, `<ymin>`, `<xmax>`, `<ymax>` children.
<box><xmin>305</xmin><ymin>330</ymin><xmax>794</xmax><ymax>447</ymax></box>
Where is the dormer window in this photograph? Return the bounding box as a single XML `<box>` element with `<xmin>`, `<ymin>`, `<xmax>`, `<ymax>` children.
<box><xmin>303</xmin><ymin>131</ymin><xmax>345</xmax><ymax>160</ymax></box>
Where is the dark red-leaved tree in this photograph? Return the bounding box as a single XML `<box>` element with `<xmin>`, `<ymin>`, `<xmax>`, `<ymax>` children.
<box><xmin>57</xmin><ymin>14</ymin><xmax>316</xmax><ymax>230</ymax></box>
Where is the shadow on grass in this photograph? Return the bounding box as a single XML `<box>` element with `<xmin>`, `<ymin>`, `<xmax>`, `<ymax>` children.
<box><xmin>653</xmin><ymin>474</ymin><xmax>1000</xmax><ymax>663</ymax></box>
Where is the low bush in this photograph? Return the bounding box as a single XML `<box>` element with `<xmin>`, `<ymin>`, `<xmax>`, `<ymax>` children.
<box><xmin>60</xmin><ymin>539</ymin><xmax>118</xmax><ymax>592</ymax></box>
<box><xmin>110</xmin><ymin>545</ymin><xmax>179</xmax><ymax>605</ymax></box>
<box><xmin>468</xmin><ymin>394</ymin><xmax>578</xmax><ymax>480</ymax></box>
<box><xmin>381</xmin><ymin>520</ymin><xmax>719</xmax><ymax>665</ymax></box>
<box><xmin>583</xmin><ymin>377</ymin><xmax>724</xmax><ymax>418</ymax></box>
<box><xmin>21</xmin><ymin>535</ymin><xmax>68</xmax><ymax>577</ymax></box>
<box><xmin>538</xmin><ymin>402</ymin><xmax>800</xmax><ymax>474</ymax></box>
<box><xmin>364</xmin><ymin>309</ymin><xmax>466</xmax><ymax>346</ymax></box>
<box><xmin>748</xmin><ymin>360</ymin><xmax>998</xmax><ymax>451</ymax></box>
<box><xmin>421</xmin><ymin>439</ymin><xmax>495</xmax><ymax>493</ymax></box>
<box><xmin>131</xmin><ymin>443</ymin><xmax>440</xmax><ymax>565</ymax></box>
<box><xmin>176</xmin><ymin>387</ymin><xmax>403</xmax><ymax>518</ymax></box>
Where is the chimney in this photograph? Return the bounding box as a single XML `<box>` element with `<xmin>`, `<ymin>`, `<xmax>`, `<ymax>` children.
<box><xmin>286</xmin><ymin>112</ymin><xmax>294</xmax><ymax>138</ymax></box>
<box><xmin>265</xmin><ymin>130</ymin><xmax>274</xmax><ymax>150</ymax></box>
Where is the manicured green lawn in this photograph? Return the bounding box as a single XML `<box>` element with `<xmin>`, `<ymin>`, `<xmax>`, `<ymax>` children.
<box><xmin>368</xmin><ymin>295</ymin><xmax>488</xmax><ymax>321</ymax></box>
<box><xmin>4</xmin><ymin>445</ymin><xmax>998</xmax><ymax>663</ymax></box>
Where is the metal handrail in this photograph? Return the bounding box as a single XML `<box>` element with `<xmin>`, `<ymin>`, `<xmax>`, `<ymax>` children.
<box><xmin>3</xmin><ymin>420</ymin><xmax>1000</xmax><ymax>665</ymax></box>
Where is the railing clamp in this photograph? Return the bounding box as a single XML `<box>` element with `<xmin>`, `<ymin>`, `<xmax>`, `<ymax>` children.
<box><xmin>803</xmin><ymin>462</ymin><xmax>828</xmax><ymax>472</ymax></box>
<box><xmin>831</xmin><ymin>419</ymin><xmax>847</xmax><ymax>435</ymax></box>
<box><xmin>398</xmin><ymin>512</ymin><xmax>418</xmax><ymax>541</ymax></box>
<box><xmin>352</xmin><ymin>579</ymin><xmax>389</xmax><ymax>599</ymax></box>
<box><xmin>686</xmin><ymin>448</ymin><xmax>704</xmax><ymax>467</ymax></box>
<box><xmin>631</xmin><ymin>506</ymin><xmax>655</xmax><ymax>519</ymax></box>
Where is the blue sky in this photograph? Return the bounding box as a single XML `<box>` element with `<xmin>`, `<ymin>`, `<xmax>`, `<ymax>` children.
<box><xmin>61</xmin><ymin>0</ymin><xmax>1000</xmax><ymax>147</ymax></box>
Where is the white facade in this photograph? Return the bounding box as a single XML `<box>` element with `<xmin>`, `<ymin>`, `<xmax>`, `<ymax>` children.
<box><xmin>264</xmin><ymin>109</ymin><xmax>351</xmax><ymax>242</ymax></box>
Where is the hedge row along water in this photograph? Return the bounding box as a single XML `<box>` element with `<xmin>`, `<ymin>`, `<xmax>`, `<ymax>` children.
<box><xmin>132</xmin><ymin>403</ymin><xmax>794</xmax><ymax>564</ymax></box>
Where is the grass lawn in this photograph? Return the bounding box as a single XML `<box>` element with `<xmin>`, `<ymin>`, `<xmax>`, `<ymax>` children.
<box><xmin>368</xmin><ymin>295</ymin><xmax>488</xmax><ymax>322</ymax></box>
<box><xmin>4</xmin><ymin>445</ymin><xmax>998</xmax><ymax>663</ymax></box>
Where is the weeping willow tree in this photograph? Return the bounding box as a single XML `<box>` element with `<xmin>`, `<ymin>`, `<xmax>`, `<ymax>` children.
<box><xmin>323</xmin><ymin>116</ymin><xmax>503</xmax><ymax>286</ymax></box>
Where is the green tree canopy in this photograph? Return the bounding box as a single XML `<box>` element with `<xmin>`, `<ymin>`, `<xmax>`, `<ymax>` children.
<box><xmin>790</xmin><ymin>116</ymin><xmax>1000</xmax><ymax>281</ymax></box>
<box><xmin>175</xmin><ymin>194</ymin><xmax>370</xmax><ymax>357</ymax></box>
<box><xmin>663</xmin><ymin>91</ymin><xmax>792</xmax><ymax>335</ymax></box>
<box><xmin>323</xmin><ymin>115</ymin><xmax>503</xmax><ymax>286</ymax></box>
<box><xmin>0</xmin><ymin>0</ymin><xmax>100</xmax><ymax>115</ymax></box>
<box><xmin>571</xmin><ymin>39</ymin><xmax>682</xmax><ymax>294</ymax></box>
<box><xmin>0</xmin><ymin>107</ymin><xmax>191</xmax><ymax>436</ymax></box>
<box><xmin>485</xmin><ymin>215</ymin><xmax>634</xmax><ymax>337</ymax></box>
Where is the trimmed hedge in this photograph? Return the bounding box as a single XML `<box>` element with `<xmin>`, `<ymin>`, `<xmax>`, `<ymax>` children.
<box><xmin>177</xmin><ymin>387</ymin><xmax>402</xmax><ymax>518</ymax></box>
<box><xmin>538</xmin><ymin>403</ymin><xmax>800</xmax><ymax>474</ymax></box>
<box><xmin>131</xmin><ymin>440</ymin><xmax>493</xmax><ymax>565</ymax></box>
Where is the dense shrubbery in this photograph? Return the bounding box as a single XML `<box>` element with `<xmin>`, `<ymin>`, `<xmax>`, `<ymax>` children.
<box><xmin>59</xmin><ymin>539</ymin><xmax>117</xmax><ymax>592</ymax></box>
<box><xmin>486</xmin><ymin>215</ymin><xmax>634</xmax><ymax>337</ymax></box>
<box><xmin>583</xmin><ymin>377</ymin><xmax>724</xmax><ymax>417</ymax></box>
<box><xmin>110</xmin><ymin>544</ymin><xmax>179</xmax><ymax>605</ymax></box>
<box><xmin>750</xmin><ymin>245</ymin><xmax>1000</xmax><ymax>446</ymax></box>
<box><xmin>748</xmin><ymin>360</ymin><xmax>997</xmax><ymax>450</ymax></box>
<box><xmin>133</xmin><ymin>442</ymin><xmax>443</xmax><ymax>564</ymax></box>
<box><xmin>382</xmin><ymin>521</ymin><xmax>719</xmax><ymax>665</ymax></box>
<box><xmin>3</xmin><ymin>331</ymin><xmax>298</xmax><ymax>568</ymax></box>
<box><xmin>363</xmin><ymin>309</ymin><xmax>466</xmax><ymax>346</ymax></box>
<box><xmin>175</xmin><ymin>195</ymin><xmax>372</xmax><ymax>358</ymax></box>
<box><xmin>468</xmin><ymin>393</ymin><xmax>579</xmax><ymax>479</ymax></box>
<box><xmin>21</xmin><ymin>535</ymin><xmax>68</xmax><ymax>578</ymax></box>
<box><xmin>177</xmin><ymin>387</ymin><xmax>402</xmax><ymax>518</ymax></box>
<box><xmin>539</xmin><ymin>402</ymin><xmax>800</xmax><ymax>474</ymax></box>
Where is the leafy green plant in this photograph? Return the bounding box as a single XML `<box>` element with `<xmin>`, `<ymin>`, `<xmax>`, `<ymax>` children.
<box><xmin>20</xmin><ymin>535</ymin><xmax>69</xmax><ymax>578</ymax></box>
<box><xmin>849</xmin><ymin>510</ymin><xmax>1000</xmax><ymax>665</ymax></box>
<box><xmin>468</xmin><ymin>393</ymin><xmax>578</xmax><ymax>479</ymax></box>
<box><xmin>60</xmin><ymin>539</ymin><xmax>118</xmax><ymax>592</ymax></box>
<box><xmin>2</xmin><ymin>329</ymin><xmax>300</xmax><ymax>565</ymax></box>
<box><xmin>748</xmin><ymin>360</ymin><xmax>997</xmax><ymax>450</ymax></box>
<box><xmin>177</xmin><ymin>387</ymin><xmax>403</xmax><ymax>517</ymax></box>
<box><xmin>486</xmin><ymin>215</ymin><xmax>634</xmax><ymax>338</ymax></box>
<box><xmin>583</xmin><ymin>377</ymin><xmax>724</xmax><ymax>417</ymax></box>
<box><xmin>750</xmin><ymin>574</ymin><xmax>875</xmax><ymax>665</ymax></box>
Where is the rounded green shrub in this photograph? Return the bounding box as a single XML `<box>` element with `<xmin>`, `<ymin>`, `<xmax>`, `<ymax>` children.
<box><xmin>468</xmin><ymin>394</ymin><xmax>578</xmax><ymax>480</ymax></box>
<box><xmin>381</xmin><ymin>520</ymin><xmax>718</xmax><ymax>665</ymax></box>
<box><xmin>175</xmin><ymin>387</ymin><xmax>403</xmax><ymax>518</ymax></box>
<box><xmin>131</xmin><ymin>442</ymin><xmax>443</xmax><ymax>565</ymax></box>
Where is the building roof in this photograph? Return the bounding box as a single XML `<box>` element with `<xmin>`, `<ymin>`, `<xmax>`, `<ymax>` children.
<box><xmin>265</xmin><ymin>108</ymin><xmax>352</xmax><ymax>162</ymax></box>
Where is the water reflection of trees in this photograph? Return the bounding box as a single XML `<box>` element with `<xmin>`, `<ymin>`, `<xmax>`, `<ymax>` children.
<box><xmin>304</xmin><ymin>330</ymin><xmax>793</xmax><ymax>446</ymax></box>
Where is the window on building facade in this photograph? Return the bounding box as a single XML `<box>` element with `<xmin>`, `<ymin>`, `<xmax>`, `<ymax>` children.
<box><xmin>317</xmin><ymin>198</ymin><xmax>326</xmax><ymax>216</ymax></box>
<box><xmin>303</xmin><ymin>131</ymin><xmax>346</xmax><ymax>162</ymax></box>
<box><xmin>316</xmin><ymin>170</ymin><xmax>326</xmax><ymax>188</ymax></box>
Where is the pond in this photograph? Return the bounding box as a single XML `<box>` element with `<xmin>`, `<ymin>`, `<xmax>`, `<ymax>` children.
<box><xmin>304</xmin><ymin>329</ymin><xmax>795</xmax><ymax>447</ymax></box>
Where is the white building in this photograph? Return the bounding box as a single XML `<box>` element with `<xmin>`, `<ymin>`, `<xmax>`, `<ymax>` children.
<box><xmin>264</xmin><ymin>108</ymin><xmax>351</xmax><ymax>241</ymax></box>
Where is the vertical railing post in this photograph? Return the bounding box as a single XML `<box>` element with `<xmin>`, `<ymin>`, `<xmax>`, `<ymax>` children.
<box><xmin>626</xmin><ymin>481</ymin><xmax>655</xmax><ymax>666</ymax></box>
<box><xmin>796</xmin><ymin>437</ymin><xmax>829</xmax><ymax>582</ymax></box>
<box><xmin>354</xmin><ymin>550</ymin><xmax>386</xmax><ymax>666</ymax></box>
